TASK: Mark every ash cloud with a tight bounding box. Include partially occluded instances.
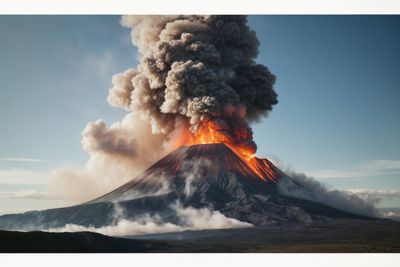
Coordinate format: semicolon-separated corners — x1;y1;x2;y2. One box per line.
52;15;278;202
111;15;278;153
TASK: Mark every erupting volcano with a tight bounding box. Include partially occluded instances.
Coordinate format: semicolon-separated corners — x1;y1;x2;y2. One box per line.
0;15;378;235
0;142;373;232
174;119;278;182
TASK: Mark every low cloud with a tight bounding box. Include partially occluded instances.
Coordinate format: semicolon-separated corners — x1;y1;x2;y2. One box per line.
0;158;46;163
342;189;400;204
382;211;400;221
277;170;380;217
0;190;59;200
278;167;400;218
304;160;400;179
47;203;252;236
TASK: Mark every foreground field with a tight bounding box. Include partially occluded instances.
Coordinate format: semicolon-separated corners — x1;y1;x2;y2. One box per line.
1;220;399;253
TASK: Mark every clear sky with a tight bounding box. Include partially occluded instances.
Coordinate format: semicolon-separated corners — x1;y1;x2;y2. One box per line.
0;15;399;214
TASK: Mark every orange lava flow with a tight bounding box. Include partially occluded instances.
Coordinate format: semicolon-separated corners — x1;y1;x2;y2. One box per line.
180;120;277;182
226;144;277;182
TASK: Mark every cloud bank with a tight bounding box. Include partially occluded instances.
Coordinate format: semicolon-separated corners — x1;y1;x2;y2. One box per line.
0;190;59;200
48;203;252;236
0;158;45;162
305;160;400;179
277;169;400;218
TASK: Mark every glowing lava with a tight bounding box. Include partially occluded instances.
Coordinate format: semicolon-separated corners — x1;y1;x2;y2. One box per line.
179;120;277;182
226;143;278;182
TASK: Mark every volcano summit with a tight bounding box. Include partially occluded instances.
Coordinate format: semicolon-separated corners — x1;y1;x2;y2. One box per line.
0;143;374;232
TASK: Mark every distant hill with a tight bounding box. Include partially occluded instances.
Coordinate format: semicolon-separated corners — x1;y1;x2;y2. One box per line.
0;230;171;253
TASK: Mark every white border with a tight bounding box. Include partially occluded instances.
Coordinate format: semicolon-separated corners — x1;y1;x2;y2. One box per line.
1;254;400;267
1;1;399;266
1;0;400;14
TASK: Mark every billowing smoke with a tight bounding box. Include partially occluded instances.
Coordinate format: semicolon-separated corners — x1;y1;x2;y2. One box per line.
51;113;173;202
52;15;278;202
277;170;380;217
111;15;278;153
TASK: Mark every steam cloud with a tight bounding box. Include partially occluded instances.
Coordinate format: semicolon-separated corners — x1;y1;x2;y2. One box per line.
48;202;252;236
52;15;278;202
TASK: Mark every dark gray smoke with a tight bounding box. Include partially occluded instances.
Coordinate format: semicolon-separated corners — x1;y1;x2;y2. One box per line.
109;15;278;153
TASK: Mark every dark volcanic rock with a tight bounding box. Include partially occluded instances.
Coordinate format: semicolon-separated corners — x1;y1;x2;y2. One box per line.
0;230;171;253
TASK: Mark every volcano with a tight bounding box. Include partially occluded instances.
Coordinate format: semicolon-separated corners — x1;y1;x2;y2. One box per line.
0;143;373;231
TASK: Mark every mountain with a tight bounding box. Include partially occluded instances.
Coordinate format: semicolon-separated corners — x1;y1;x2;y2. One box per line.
0;143;374;231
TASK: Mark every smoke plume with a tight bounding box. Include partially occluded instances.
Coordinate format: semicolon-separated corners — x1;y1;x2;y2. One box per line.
52;15;278;202
51;113;172;202
277;170;380;217
112;15;277;153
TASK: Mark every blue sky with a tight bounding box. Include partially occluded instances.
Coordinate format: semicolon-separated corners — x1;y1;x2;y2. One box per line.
0;15;399;214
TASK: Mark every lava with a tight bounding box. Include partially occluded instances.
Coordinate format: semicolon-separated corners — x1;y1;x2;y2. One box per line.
227;144;278;182
179;120;277;182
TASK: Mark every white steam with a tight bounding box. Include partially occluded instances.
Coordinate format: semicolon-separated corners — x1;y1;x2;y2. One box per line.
181;158;212;196
47;203;252;236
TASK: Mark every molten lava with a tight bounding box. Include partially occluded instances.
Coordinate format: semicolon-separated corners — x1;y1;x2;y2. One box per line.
226;144;278;182
180;120;277;182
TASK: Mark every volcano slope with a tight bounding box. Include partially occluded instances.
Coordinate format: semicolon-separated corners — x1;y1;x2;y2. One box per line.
0;143;375;231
